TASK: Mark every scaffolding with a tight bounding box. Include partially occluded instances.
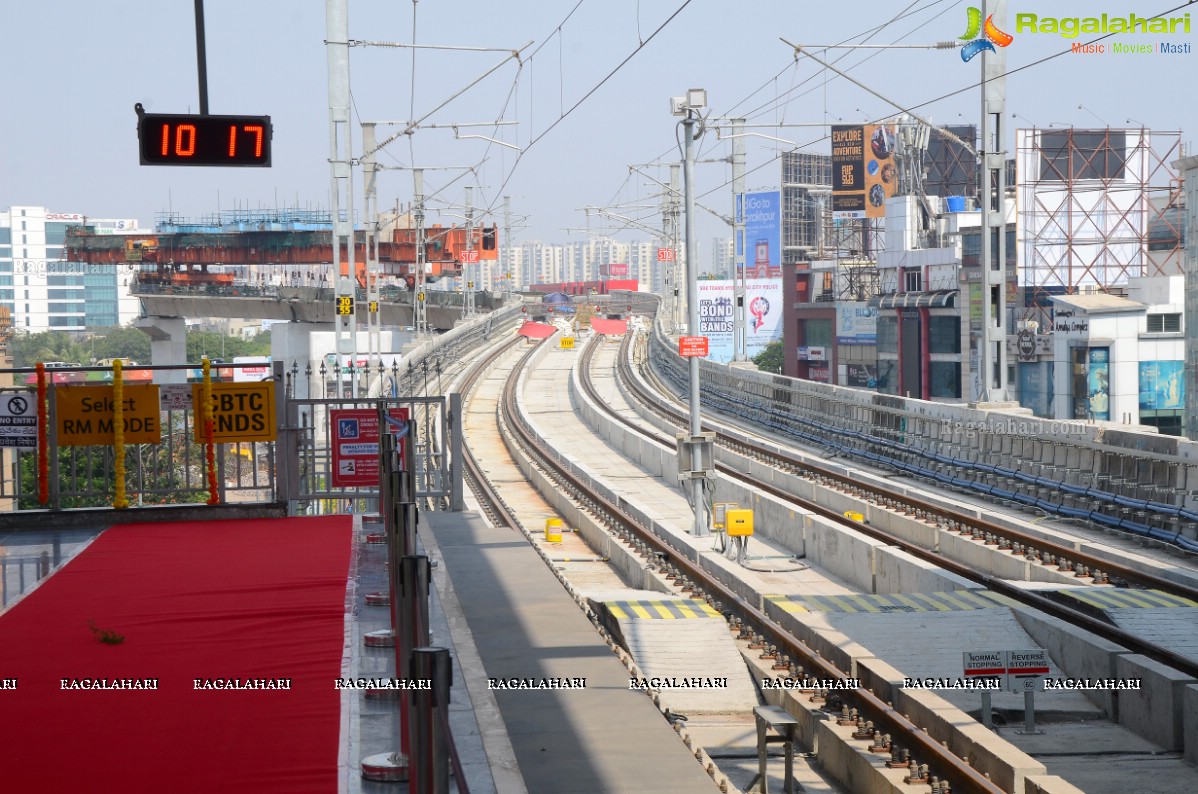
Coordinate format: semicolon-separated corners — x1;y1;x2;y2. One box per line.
1016;127;1184;324
782;152;832;259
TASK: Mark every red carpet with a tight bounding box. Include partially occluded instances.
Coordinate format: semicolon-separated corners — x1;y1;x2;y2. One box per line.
0;516;352;793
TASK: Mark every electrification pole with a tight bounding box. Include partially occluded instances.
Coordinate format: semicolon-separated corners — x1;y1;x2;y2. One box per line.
327;0;357;397
362;121;381;394
680;90;708;538
979;0;1009;401
413;168;428;338
465;186;476;317
731;117;747;361
503;195;512;297
670;164;682;334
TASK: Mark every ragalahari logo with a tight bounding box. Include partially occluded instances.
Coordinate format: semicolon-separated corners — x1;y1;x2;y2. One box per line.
960;7;1014;62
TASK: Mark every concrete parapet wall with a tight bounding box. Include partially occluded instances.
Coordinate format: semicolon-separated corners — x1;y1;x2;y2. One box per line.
1023;775;1089;794
1010;607;1128;715
814;719;911;794
1184;685;1198;764
874;546;976;593
1113;653;1198;751
650;322;1198;535
893;687;1047;793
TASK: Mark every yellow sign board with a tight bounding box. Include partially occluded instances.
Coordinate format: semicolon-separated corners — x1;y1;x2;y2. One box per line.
368;300;379;313
56;384;162;446
559;337;576;350
336;296;354;316
418;292;425;302
192;381;277;442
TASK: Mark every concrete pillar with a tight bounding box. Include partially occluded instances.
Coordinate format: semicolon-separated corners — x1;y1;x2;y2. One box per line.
134;316;188;383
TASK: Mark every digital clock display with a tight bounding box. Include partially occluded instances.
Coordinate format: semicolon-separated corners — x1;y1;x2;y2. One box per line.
138;112;272;167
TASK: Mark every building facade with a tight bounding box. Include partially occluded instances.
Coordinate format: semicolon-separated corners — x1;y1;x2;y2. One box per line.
1179;155;1198;440
0;206;138;332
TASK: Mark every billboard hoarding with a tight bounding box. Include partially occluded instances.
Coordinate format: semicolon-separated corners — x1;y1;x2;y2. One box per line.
697;278;782;363
1139;360;1184;411
832;124;896;219
742;191;781;278
836;302;878;345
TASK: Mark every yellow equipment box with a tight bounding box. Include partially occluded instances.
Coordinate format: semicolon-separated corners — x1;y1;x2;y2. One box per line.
726;508;754;537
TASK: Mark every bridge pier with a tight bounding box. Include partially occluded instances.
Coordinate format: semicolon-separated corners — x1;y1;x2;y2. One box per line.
134;316;188;383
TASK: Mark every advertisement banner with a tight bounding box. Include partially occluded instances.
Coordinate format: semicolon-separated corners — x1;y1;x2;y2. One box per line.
1018;362;1047;417
742;191;781;277
846;363;877;388
696;278;783;363
831;124;897;219
1139;360;1184;411
836;302;878;345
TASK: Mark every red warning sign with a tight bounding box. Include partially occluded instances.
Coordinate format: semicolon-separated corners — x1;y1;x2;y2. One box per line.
330;408;409;488
678;336;709;357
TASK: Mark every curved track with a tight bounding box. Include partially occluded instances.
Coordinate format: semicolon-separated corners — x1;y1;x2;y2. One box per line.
589;330;1198;683
483;330;1008;794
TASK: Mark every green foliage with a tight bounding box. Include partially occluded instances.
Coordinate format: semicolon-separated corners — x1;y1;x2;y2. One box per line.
186;330;271;362
89;327;152;364
17;444;209;510
10;330;89;368
10;328;270;369
752;340;785;374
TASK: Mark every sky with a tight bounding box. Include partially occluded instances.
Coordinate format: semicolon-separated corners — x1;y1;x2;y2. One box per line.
3;0;1196;252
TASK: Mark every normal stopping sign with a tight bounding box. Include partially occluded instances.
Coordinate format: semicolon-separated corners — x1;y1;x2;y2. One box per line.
192;381;277;443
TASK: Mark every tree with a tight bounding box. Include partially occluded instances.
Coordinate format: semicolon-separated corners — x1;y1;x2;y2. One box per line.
752;340;784;374
90;327;152;363
187;330;271;361
10;330;89;368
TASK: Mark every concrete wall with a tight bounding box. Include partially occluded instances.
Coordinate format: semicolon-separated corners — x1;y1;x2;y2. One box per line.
1113;653;1198;751
1013;606;1198;754
650;319;1198;533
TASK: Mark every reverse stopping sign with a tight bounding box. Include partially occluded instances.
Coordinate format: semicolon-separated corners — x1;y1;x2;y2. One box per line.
964;649;1050;692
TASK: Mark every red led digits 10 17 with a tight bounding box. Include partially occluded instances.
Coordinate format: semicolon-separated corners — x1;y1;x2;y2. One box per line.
138;113;271;167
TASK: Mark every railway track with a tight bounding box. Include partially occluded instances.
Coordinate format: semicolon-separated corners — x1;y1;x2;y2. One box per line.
457;329;1009;794
590;329;1198;682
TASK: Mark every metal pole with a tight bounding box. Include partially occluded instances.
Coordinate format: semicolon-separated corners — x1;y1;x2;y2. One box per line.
414;169;428;338
978;0;1008;401
363;122;381;393
449;392;464;510
463;186;473;317
980;690;993;729
503;195;512;297
1019;690;1040;734
400;555;432;769
327;0;356;398
410;647;452;794
731;117;747;361
194;0;209;115
670;164;682;334
683;110;706;538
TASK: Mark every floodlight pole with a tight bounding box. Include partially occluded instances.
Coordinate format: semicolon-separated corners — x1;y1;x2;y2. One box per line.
681;93;708;538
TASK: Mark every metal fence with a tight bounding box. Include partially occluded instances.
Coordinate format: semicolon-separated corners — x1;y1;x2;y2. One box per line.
284;395;454;515
0;368;277;511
